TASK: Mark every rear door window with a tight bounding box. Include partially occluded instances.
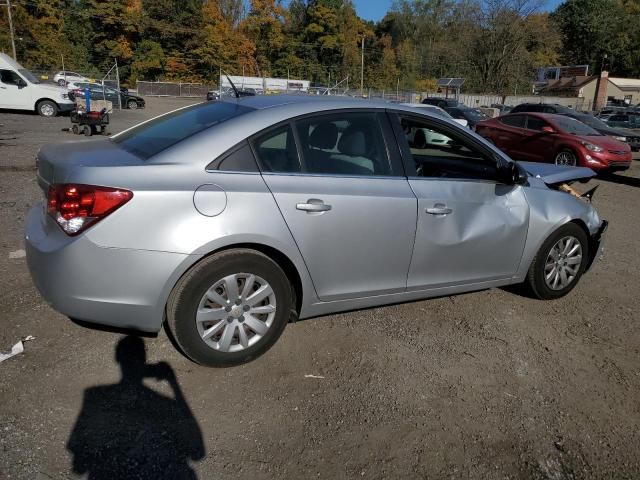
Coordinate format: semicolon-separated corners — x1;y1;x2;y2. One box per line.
113;102;254;159
294;112;393;176
499;115;525;128
525;116;547;131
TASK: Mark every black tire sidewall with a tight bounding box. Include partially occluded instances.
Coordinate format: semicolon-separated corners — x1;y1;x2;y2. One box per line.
169;250;292;367
529;223;589;300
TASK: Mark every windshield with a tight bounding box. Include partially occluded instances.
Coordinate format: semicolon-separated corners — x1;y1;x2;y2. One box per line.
18;68;40;84
572;114;609;130
461;108;488;120
113;101;254;159
552;116;602;136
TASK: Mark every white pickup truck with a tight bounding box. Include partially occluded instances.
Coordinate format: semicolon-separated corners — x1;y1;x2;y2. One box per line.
0;53;75;117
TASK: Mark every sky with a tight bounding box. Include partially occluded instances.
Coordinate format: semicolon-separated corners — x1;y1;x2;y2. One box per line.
283;0;566;22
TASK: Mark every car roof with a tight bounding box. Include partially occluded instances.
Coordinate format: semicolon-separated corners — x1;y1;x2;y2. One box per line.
227;94;392;110
141;95;460;164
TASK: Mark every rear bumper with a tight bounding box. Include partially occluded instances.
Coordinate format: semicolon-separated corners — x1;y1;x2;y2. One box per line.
586;219;608;271
25;204;193;332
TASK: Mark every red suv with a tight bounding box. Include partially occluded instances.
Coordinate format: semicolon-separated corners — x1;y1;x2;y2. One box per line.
476;113;632;172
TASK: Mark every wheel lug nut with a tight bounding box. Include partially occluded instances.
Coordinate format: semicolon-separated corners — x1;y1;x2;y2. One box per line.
235;299;242;305
243;305;250;311
227;316;233;322
239;316;245;322
225;306;231;312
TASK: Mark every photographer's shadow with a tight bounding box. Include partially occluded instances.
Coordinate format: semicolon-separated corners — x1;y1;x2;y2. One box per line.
67;336;204;480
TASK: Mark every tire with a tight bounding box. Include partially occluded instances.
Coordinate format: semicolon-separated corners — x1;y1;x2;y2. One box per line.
166;249;293;367
83;125;92;136
71;124;79;135
57;79;66;87
37;100;58;117
526;223;589;300
127;100;138;109
555;149;577;166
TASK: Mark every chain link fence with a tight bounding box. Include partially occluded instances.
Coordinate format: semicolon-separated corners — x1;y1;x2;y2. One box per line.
136;81;213;97
135;79;595;111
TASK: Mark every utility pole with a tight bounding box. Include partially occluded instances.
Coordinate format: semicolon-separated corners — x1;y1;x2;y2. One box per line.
5;0;17;61
360;37;364;97
114;58;122;110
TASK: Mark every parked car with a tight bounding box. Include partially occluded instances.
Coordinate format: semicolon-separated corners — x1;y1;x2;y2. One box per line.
476;112;631;172
27;96;608;367
559;111;640;152
206;90;219;101
490;103;512;114
400;103;469;128
510;103;574;115
598;112;640;131
0;53;75;116
421;97;459;109
53;71;90;87
71;82;145;109
445;106;490;129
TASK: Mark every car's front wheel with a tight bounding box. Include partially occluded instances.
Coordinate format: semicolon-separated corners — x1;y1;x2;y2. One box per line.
36;100;58;117
166;249;293;367
127;100;138;109
555;149;577;166
526;223;589;300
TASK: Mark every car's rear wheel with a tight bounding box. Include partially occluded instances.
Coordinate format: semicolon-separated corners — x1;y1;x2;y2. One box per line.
37;100;58;117
57;79;66;87
127;100;138;109
526;223;589;300
555;149;577;166
166;249;292;367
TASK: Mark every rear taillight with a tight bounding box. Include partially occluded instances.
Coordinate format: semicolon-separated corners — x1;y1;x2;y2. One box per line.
47;184;133;235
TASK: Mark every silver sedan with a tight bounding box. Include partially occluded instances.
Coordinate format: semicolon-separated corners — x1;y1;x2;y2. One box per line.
26;95;607;366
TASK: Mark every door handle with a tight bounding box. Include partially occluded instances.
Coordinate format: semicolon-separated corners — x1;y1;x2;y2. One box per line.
296;199;332;213
426;204;452;215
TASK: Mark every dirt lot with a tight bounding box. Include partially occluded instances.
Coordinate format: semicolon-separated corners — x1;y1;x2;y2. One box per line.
1;98;639;480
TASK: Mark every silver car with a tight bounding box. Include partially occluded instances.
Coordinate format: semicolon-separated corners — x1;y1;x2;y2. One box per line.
26;96;607;367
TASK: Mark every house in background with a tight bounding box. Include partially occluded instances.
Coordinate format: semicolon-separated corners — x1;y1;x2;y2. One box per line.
540;75;640;107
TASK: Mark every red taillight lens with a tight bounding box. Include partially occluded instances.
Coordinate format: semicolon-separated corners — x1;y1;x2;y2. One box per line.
47;184;133;235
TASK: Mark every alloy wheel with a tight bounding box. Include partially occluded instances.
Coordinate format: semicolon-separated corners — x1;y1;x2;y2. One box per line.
195;273;276;353
40;103;55;117
555;151;577;166
544;236;582;290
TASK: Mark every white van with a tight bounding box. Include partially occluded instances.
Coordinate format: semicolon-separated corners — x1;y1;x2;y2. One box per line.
0;53;75;117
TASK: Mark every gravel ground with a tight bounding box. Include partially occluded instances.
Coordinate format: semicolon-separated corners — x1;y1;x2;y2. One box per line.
1;99;639;480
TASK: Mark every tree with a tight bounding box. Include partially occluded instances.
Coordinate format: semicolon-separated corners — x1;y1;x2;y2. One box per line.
242;0;287;76
551;0;628;75
191;1;255;81
130;40;165;81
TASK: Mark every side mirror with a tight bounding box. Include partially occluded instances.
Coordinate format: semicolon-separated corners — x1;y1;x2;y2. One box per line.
17;79;27;89
541;126;555;134
498;162;527;186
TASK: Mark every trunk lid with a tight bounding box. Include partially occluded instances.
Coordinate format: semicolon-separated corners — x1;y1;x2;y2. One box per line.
36;140;142;193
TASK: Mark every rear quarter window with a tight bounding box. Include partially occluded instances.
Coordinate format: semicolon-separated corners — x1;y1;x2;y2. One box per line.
112;102;254;159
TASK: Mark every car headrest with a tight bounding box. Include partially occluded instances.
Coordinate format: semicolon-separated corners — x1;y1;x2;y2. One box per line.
337;127;367;156
308;123;339;149
413;129;427;148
